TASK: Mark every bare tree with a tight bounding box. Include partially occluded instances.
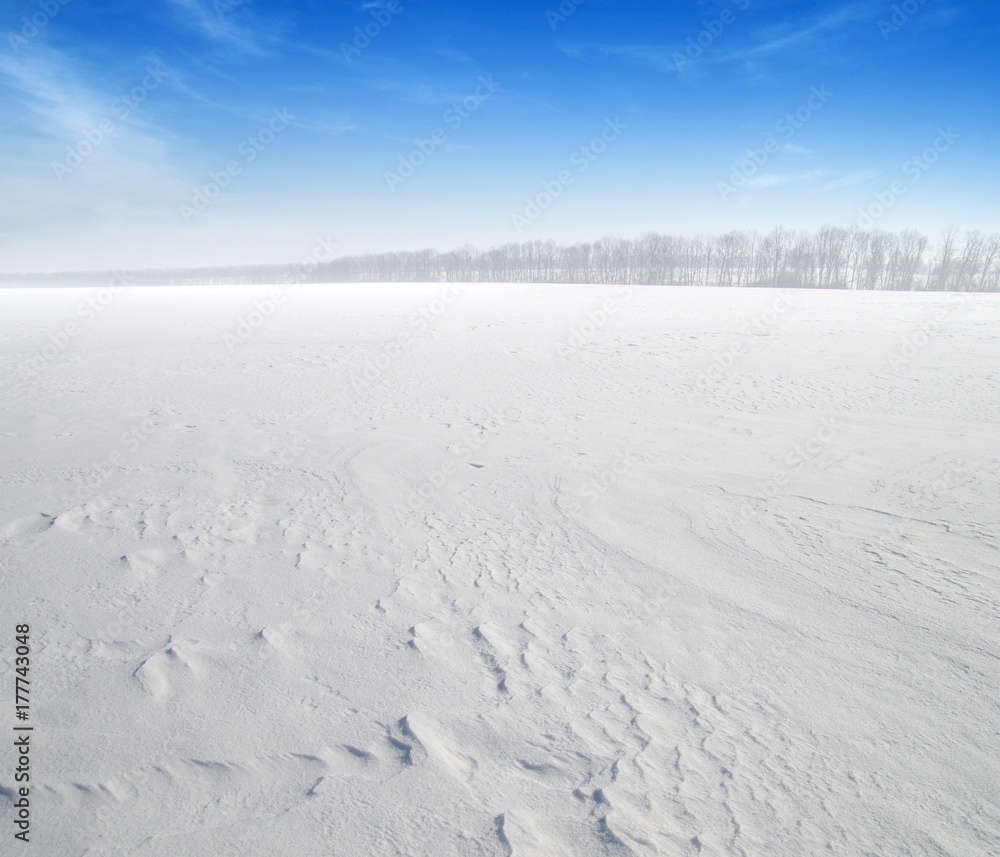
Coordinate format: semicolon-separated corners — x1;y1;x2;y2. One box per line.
977;234;1000;291
716;231;742;287
953;231;986;292
895;229;928;291
932;226;959;290
787;232;818;288
163;225;1000;291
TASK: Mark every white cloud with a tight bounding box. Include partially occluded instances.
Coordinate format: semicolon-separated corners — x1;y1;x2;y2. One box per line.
0;47;187;219
811;170;881;192
745;169;828;190
557;42;689;73
718;3;879;62
165;0;267;54
560;4;880;75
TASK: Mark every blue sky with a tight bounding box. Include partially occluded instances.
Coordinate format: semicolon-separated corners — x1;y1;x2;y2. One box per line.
1;0;997;272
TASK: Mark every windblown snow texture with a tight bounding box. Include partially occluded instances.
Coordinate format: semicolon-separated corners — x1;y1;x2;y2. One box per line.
1;284;997;856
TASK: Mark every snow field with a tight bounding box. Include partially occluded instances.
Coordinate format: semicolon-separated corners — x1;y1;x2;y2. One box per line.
0;284;998;856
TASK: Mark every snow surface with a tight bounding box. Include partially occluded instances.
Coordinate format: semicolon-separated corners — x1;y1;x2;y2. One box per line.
1;283;998;856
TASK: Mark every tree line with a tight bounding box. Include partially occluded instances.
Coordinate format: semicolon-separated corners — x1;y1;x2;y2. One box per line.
307;227;998;291
3;226;998;291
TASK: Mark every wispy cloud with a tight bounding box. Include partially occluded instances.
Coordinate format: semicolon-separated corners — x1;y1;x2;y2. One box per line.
717;3;877;63
560;3;879;75
437;49;474;64
557;43;679;73
0;47;187;218
811;170;881;192
165;0;268;55
745;169;828;190
289;113;358;137
0;50;98;139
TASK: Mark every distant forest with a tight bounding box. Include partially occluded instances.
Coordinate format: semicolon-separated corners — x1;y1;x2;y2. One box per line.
4;226;999;292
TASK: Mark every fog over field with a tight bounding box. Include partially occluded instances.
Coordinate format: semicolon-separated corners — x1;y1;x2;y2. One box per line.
2;0;999;855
